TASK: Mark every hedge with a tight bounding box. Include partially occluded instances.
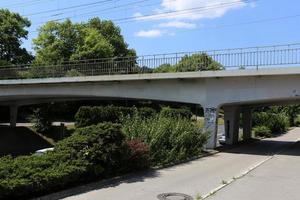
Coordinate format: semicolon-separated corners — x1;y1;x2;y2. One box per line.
160;107;192;119
0;123;149;199
75;106;156;127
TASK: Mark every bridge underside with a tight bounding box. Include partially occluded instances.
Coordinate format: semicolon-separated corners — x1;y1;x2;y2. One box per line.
1;68;300;148
2;95;300;149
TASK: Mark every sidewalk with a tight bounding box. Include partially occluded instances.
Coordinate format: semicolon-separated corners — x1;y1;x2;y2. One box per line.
36;128;300;200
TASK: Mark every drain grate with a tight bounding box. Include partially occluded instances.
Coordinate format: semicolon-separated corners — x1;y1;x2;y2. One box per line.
157;193;194;200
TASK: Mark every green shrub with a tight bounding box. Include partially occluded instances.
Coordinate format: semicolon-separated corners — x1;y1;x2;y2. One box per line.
55;123;128;175
30;107;52;133
122;114;208;166
252;112;289;134
153;64;176;73
65;69;83;77
20;65;64;79
75;106;124;127
0;122;149;199
138;107;157;119
18;70;34;79
160;107;192;119
75;106;156;127
253;126;272;138
119;106;135;117
175;53;224;72
0;151;90;199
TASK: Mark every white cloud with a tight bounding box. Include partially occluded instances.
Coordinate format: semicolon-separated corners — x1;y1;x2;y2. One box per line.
133;0;249;38
135;29;164;38
134;0;247;21
133;12;143;18
135;29;175;38
159;21;197;29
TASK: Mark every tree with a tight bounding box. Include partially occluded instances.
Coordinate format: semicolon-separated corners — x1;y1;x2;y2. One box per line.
175;53;224;72
153;64;176;73
33;18;136;65
153;53;223;73
87;18;136;58
33;19;82;65
271;105;300;126
70;28;114;60
0;9;33;66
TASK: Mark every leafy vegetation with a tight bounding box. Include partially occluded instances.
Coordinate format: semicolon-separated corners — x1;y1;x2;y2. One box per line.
253;125;272;138
154;53;224;73
0;123;149;199
269;105;300;126
30;106;52;133
252;112;289;134
0;9;33;66
75;105;157;128
33;18;136;65
160;107;192;119
122;113;208;166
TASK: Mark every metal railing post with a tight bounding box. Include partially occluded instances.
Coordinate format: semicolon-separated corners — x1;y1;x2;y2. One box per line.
256;47;259;70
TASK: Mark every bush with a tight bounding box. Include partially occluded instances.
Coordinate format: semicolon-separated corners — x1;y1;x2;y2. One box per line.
0;123;149;199
75;106;156;127
252;112;289;134
65;69;83;77
138;107;157;119
0;155;89;199
30;107;52;133
160;107;192;119
125;139;150;170
75;106;125;127
253;126;272;138
122;114;208;166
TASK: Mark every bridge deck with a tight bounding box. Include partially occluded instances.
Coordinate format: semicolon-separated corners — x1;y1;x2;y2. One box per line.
0;67;299;85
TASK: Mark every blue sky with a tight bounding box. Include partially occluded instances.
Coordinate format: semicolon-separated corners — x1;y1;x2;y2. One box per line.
2;0;300;55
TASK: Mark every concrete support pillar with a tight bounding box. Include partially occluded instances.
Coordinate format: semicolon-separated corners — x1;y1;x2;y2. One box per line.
10;105;18;128
224;106;240;145
204;107;219;149
242;109;252;141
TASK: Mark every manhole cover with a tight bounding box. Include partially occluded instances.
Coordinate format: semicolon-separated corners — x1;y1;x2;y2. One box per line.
157;193;193;200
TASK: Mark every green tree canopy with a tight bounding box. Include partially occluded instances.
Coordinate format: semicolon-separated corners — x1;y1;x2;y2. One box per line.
0;9;33;66
269;105;300;126
153;64;176;73
175;53;224;72
154;53;223;73
70;28;114;60
33;18;136;65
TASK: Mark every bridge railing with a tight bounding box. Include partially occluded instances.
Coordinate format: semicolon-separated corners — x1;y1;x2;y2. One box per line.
0;43;299;80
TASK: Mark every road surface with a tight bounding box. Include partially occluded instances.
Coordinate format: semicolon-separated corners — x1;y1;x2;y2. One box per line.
208;128;300;200
38;128;300;200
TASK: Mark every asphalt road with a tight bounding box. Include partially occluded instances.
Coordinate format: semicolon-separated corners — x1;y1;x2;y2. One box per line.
38;128;300;200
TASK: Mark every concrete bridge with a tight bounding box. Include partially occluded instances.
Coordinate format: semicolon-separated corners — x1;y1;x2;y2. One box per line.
1;67;300;149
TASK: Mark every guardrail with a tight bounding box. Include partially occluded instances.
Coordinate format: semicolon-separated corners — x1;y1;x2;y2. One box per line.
0;43;299;80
